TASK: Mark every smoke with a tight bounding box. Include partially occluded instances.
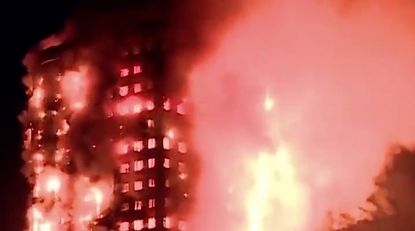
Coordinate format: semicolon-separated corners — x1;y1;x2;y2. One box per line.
188;0;415;230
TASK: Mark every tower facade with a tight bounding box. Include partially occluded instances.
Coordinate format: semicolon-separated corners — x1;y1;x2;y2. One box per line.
111;44;191;231
22;29;192;231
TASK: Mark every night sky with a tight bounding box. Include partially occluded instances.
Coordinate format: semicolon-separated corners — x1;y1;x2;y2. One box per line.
1;1;79;230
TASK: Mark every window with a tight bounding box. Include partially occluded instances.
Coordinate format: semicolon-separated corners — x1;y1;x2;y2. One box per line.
178;142;187;153
147;120;155;128
133;219;143;231
177;102;186;115
119;86;129;96
149;199;155;208
121;203;129;211
165;179;170;188
148;138;156;149
120;163;130;174
134;181;143;191
120;68;129;77
133;103;142;113
178;162;185;172
122;183;129;193
179;162;187;180
134;160;144;171
146;100;155;110
133;83;142;93
163;158;170;168
178;220;186;231
163;99;171;111
163;217;172;229
163;137;171;150
148;178;155;188
148;218;156;229
148;158;155;168
133;141;143;152
117;141;129;154
134;200;142;210
133;65;142;74
119;222;129;231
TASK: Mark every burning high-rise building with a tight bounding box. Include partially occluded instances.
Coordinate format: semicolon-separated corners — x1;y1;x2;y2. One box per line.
20;3;194;230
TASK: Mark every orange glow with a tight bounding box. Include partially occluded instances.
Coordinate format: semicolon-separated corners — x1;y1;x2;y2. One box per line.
188;0;415;230
115;96;144;115
60;67;89;111
73;176;113;230
246;145;308;231
115;140;129;154
30;87;45;108
56;120;70;136
34;167;68;199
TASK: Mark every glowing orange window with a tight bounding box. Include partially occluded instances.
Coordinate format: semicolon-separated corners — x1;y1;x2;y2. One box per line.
163;137;171;150
134;181;143;191
120;68;129;77
133;141;143;152
147;120;155;128
148;158;155;168
163;217;172;229
163;99;171;111
148;138;156;149
177;102;186;115
120;163;130;173
119;222;129;231
133;219;143;230
178;142;187;153
119;86;129;96
146;100;155;110
148;178;155;188
133;65;142;74
163;158;170;168
148;217;156;229
134;200;142;210
122;183;129;193
116;141;129;155
149;199;155;208
133;83;142;93
134;160;144;171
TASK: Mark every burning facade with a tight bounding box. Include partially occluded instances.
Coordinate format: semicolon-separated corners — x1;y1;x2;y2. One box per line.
20;11;193;231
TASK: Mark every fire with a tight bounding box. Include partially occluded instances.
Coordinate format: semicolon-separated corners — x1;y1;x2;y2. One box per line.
34;167;68;199
263;95;274;112
23;62;115;231
60;68;89;111
115;96;145;115
188;0;415;229
30;87;45;109
45;176;61;194
245;97;309;231
73;176;113;230
246;146;308;231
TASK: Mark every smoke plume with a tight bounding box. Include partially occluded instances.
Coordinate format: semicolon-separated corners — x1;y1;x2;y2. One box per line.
188;0;415;230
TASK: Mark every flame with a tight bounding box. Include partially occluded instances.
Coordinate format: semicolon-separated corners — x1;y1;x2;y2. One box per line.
246;145;308;231
115;96;144;115
73;176;113;230
60;67;89;111
30;87;45;108
45;176;61;194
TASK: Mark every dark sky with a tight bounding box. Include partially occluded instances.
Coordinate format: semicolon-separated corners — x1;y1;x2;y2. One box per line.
0;1;79;230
